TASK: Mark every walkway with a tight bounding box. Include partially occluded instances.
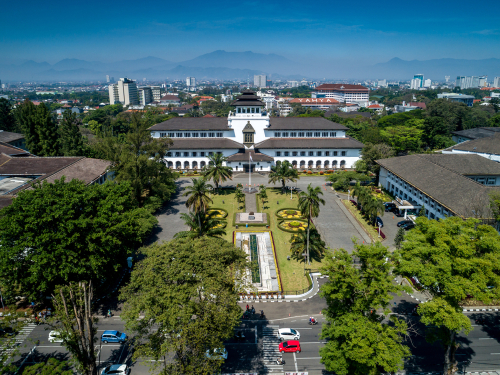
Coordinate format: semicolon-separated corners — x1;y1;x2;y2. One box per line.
244;191;257;213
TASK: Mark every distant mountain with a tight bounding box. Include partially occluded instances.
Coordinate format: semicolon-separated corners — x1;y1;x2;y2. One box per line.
369;57;500;80
179;50;301;75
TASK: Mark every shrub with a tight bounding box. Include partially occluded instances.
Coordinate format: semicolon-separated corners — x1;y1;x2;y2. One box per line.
285;210;296;215
319;171;324;175
193;170;198;174
289;221;301;227
307;170;312;174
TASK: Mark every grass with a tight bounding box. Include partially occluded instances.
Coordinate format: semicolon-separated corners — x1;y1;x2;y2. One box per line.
342;200;381;242
210;189;245;244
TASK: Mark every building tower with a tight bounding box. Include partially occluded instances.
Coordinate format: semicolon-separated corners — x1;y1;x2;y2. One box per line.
108;78;139;106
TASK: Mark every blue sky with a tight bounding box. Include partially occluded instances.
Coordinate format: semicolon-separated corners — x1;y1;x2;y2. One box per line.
1;0;499;65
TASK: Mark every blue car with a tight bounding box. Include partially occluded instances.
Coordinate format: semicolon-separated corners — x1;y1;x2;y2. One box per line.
101;330;127;344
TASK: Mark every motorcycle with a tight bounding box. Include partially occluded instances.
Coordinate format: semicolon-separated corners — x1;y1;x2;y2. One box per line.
308;320;318;325
235;331;245;340
276;357;285;365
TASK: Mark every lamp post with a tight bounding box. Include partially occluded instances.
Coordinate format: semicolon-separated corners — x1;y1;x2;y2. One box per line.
302;252;307;276
378;223;381;237
347;189;350;201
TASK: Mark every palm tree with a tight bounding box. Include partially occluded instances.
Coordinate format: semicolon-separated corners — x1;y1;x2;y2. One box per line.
203;153;233;193
298;184;325;265
268;160;299;193
183;178;213;230
174;211;226;239
289;229;325;263
258;189;268;210
365;197;385;226
235;188;245;204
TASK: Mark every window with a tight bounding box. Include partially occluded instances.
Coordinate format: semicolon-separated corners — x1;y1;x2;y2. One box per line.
300;151;306;156
322;132;328;137
176;132;182;137
237;108;241;113
298;132;305;137
192;132;198;137
308;151;314;156
183;152;189;157
314;132;321;137
292;151;298;156
341;151;346;156
282;132;289;137
244;133;254;143
200;152;205;157
209;133;215;137
276;151;281;157
168;132;175;137
487;178;496;185
160;132;166;137
192;152;197;157
166;152;172;157
175;152;181;157
317;151;322;156
306;132;312;137
251;107;255;113
275;132;281;137
325;151;330;156
284;151;289;156
184;132;191;137
216;132;223;137
208;152;214;156
333;151;338;156
330;132;337;137
290;132;297;137
200;132;207;137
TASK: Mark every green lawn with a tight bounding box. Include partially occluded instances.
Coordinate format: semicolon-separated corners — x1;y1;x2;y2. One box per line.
209;189;244;244
342;199;381;242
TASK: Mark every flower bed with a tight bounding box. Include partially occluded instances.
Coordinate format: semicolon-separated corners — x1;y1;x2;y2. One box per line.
207;208;228;219
277;219;309;233
275;208;304;219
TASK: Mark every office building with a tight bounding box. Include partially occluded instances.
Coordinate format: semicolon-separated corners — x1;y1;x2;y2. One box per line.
378;79;387;88
410;78;422;90
479;76;487;87
150;90;364;172
437;93;474;107
414;74;424;88
312;84;369;105
456;76;486;90
106;75;110;83
424;79;432;88
254;75;267;88
138;87;153;105
494;77;500;88
186;77;196;87
288;81;299;88
151;86;161;101
108;78;139;106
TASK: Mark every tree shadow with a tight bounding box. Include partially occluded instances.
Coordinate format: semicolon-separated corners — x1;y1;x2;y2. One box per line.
13;350;71;372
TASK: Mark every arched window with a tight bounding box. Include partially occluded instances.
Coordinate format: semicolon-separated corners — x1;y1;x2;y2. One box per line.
316;160;322;166
175;161;181;169
340;160;346;167
167;161;173;168
192;161;198;169
200;161;206;168
324;160;330;167
292;160;297;167
184;161;190;169
308;160;314;167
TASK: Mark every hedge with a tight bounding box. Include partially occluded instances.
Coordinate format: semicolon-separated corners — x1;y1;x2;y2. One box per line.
274;208;304;219
277;218;312;233
232;213;268;228
207;207;228;219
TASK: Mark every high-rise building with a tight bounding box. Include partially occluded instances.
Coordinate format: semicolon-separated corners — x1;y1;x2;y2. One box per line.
254;75;267;88
106;75;110;83
186;77;196;87
151;86;161;101
424;79;432;88
288;81;299;88
414;74;424;88
109;78;139;106
138;87;153;105
494;77;500;88
456;76;486;89
410;79;422;90
479;76;487;87
378;79;387;88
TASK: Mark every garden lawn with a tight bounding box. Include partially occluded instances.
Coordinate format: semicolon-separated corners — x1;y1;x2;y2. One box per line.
210;188;245;244
342;200;381;242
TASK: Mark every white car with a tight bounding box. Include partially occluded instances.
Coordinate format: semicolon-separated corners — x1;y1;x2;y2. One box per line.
278;328;300;341
48;330;63;343
205;347;228;360
100;364;130;375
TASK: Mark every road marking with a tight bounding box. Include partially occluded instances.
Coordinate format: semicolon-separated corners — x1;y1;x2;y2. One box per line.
480;338;494;340
296;357;322;359
491;353;500;355
293;352;298;372
298;341;327;344
270;314;320;322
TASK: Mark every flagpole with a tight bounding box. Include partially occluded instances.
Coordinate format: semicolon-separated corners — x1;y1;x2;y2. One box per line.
249;150;251;189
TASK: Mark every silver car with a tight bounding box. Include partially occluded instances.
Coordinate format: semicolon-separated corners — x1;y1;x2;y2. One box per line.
278;328;300;341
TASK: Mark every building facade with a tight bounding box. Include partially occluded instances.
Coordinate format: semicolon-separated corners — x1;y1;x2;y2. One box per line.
109;78;139;106
186;77;196;87
138;87;153;105
254;75;267;88
437;93;474;107
312;84;369;105
149;90;364;172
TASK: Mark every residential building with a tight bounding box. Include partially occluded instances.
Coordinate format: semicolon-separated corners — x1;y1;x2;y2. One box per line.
377;154;500;222
443;132;500;162
377;79;387;88
0;131;27;151
312;84;369;105
108;78;139;106
394;101;426;113
149;90;364;172
0;155;113;209
186;77;196;87
159;94;181;107
254;75;267;88
479;76;488;87
138;87;153;105
437;93;474;107
106;75;110;83
451;127;500;143
494;77;500;88
151;86;161;101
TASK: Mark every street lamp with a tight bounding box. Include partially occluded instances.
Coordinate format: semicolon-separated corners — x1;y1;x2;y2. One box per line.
347;189;350;201
302;252;307;276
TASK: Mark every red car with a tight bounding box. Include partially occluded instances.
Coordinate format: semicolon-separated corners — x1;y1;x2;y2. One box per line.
279;340;301;353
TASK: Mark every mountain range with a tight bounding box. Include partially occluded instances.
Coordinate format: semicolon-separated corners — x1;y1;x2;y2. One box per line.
1;51;499;81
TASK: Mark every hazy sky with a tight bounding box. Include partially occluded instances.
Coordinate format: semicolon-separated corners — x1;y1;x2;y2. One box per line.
1;0;500;65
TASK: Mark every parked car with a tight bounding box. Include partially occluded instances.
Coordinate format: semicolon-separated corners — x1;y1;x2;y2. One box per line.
205;347;228;360
278;328;300;341
101;330;127;344
402;222;415;230
397;220;413;227
100;364;130;375
279;340;301;353
376;217;384;227
384;202;396;212
48;330;63;343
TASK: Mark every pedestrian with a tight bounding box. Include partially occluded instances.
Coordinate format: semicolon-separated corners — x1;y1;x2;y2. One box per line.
246;304;249;311
251;305;255;314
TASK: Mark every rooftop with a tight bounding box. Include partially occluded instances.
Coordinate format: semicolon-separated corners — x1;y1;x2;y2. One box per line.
451;127;500;140
231;90;264;107
150;117;229;131
315;84;369;92
168;138;244;150
445;132;500;156
227;149;274;162
255;137;365;150
0;131;24;143
268;117;348;130
289;98;339;105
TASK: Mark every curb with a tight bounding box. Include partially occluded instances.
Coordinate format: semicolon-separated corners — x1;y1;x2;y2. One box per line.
462;308;499;312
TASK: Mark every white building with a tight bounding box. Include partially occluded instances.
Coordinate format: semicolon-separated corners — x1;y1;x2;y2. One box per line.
443;132;500;162
378;79;387;88
151;86;161;101
377;154;500;222
186;77;196;87
424;79;432;88
437;93;474;107
138;87;153;105
312;84;369;106
254;75;267;88
493;77;500;88
410;79;422;90
108;78;138;106
149;90;364;172
288;81;299;88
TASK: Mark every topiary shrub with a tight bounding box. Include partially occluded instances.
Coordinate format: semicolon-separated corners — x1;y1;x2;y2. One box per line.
307;170;312;174
319;171;324;175
289;221;301;227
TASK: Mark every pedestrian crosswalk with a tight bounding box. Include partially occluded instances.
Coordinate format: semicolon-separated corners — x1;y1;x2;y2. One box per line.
0;322;37;355
261;325;284;373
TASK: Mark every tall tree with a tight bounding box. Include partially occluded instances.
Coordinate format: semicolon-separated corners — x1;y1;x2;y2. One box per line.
36;103;60;156
394;226;405;249
0;98;16;132
360;143;395;174
59;109;85;156
120;237;249;375
183;178;213;229
395;217;500;375
320;242;410;375
289;228;325;262
298;184;325;265
203;153;233;193
175;211;226;239
365;196;385;226
94;113;176;210
14;99;40;154
268;160;299;192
